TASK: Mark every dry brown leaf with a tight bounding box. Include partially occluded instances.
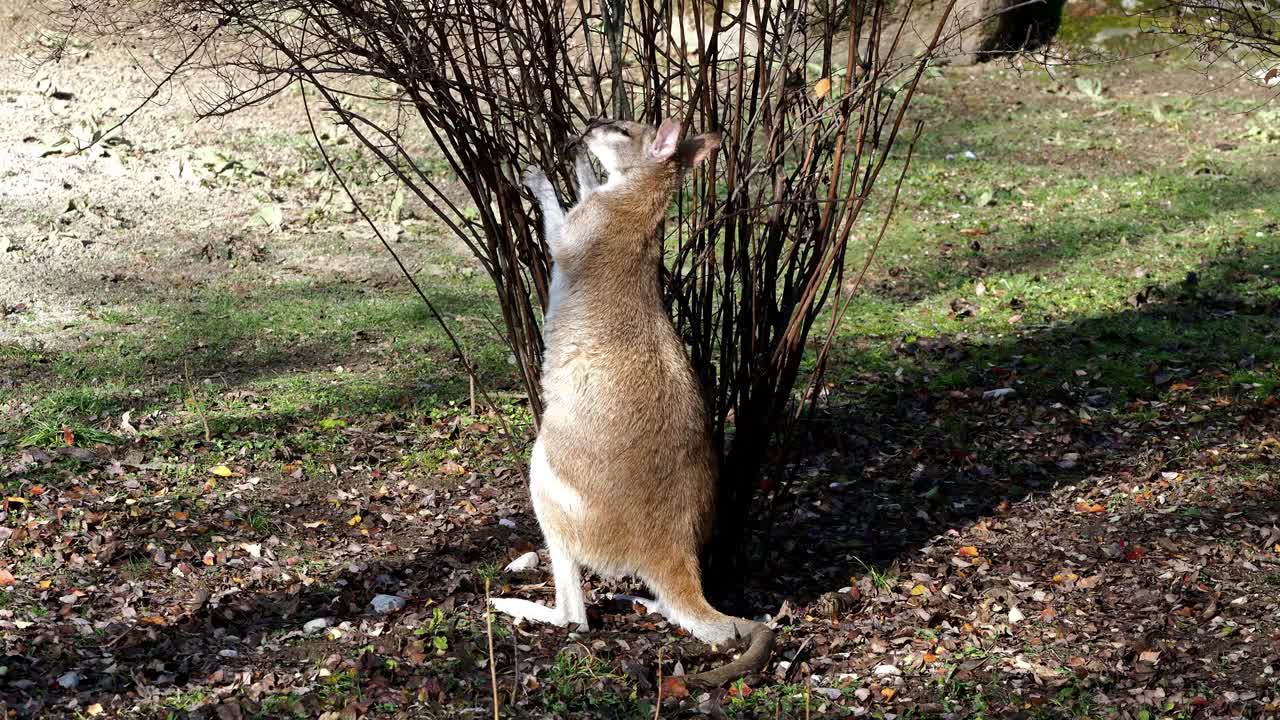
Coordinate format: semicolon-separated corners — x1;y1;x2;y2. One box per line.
661;676;689;699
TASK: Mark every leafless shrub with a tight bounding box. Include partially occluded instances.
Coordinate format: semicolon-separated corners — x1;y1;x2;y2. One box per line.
37;0;957;575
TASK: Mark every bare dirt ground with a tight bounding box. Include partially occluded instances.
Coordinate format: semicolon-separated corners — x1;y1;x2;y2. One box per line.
0;5;436;349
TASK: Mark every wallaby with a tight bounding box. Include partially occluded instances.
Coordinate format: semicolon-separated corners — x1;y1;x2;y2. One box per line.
490;118;774;687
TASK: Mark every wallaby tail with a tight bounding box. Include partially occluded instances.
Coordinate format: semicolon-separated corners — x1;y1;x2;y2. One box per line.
647;553;776;688
684;620;776;689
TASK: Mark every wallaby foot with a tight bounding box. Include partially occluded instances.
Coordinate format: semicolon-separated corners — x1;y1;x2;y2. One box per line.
488;597;585;629
490;542;587;629
605;593;667;617
489;597;565;625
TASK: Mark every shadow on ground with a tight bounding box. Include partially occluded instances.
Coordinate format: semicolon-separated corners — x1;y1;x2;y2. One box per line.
741;237;1278;608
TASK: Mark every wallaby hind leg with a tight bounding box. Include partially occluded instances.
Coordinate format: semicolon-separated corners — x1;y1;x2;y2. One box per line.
642;551;776;688
490;442;588;628
642;552;753;645
549;543;587;626
489;542;585;628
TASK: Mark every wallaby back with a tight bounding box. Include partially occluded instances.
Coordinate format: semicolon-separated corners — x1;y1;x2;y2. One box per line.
531;118;774;686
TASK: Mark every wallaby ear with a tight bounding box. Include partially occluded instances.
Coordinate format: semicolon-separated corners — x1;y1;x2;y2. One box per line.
678;132;721;167
651;118;683;160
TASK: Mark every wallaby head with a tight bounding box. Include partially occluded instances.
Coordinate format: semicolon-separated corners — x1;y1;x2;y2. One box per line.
582;117;720;182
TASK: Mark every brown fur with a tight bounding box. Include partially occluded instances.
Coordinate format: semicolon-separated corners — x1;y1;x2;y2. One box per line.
498;118;773;687
541;151;716;584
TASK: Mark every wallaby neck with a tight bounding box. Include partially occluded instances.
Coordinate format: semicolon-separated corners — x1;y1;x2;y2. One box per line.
601;164;681;230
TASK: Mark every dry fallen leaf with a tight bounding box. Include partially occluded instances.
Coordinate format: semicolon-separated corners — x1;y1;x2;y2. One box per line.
661;676;689;699
209;465;234;477
957;545;980;557
814;77;831;98
0;569;15;587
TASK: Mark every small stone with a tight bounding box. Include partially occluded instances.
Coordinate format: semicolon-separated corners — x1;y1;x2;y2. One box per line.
370;594;408;614
855;688;871;701
813;687;842;700
498;518;517;529
504;551;539;573
303;618;330;633
57;671;80;689
218;649;239;658
982;387;1015;400
873;664;901;676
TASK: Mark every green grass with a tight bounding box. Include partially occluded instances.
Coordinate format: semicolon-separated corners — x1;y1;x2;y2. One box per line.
819;71;1280;403
18;415;120;448
165;689;210;711
533;650;638;716
2;272;506;444
255;693;306;719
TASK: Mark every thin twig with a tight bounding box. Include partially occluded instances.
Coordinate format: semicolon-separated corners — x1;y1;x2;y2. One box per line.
654;646;664;719
69;19;228;156
298;79;512;438
804;671;811;720
485;577;500;720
